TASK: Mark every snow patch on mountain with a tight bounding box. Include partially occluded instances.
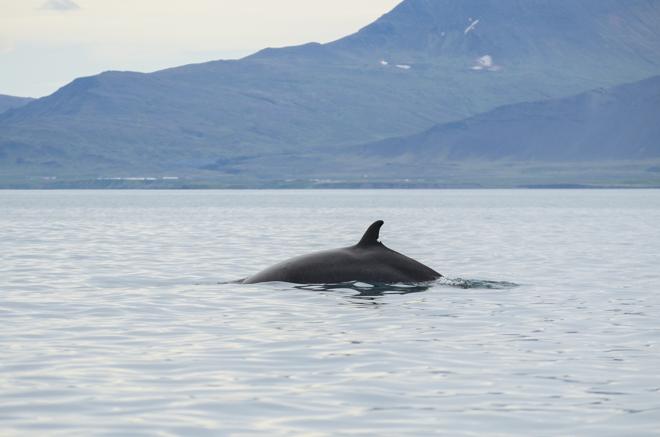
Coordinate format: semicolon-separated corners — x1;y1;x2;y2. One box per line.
464;18;480;35
471;55;501;71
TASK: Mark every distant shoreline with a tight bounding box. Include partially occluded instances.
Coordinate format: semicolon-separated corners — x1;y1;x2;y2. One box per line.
2;183;660;190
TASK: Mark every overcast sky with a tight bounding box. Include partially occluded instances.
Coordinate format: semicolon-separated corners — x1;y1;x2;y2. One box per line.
0;0;400;97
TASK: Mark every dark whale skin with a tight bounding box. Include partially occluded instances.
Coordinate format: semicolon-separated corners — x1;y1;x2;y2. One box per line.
243;221;441;285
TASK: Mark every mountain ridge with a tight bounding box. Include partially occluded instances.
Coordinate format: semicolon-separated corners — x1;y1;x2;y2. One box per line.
351;74;660;162
0;95;34;115
1;0;660;184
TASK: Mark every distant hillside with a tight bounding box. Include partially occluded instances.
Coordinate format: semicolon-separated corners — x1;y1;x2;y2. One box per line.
1;0;660;186
0;95;33;115
355;75;660;162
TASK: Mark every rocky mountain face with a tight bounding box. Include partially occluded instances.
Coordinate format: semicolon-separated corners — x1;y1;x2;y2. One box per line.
1;0;659;185
334;0;660;60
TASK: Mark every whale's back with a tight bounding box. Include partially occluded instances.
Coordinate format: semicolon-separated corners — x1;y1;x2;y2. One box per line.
242;220;441;285
243;244;440;285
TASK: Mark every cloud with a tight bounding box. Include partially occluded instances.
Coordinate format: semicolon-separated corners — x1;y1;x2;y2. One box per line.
41;0;80;12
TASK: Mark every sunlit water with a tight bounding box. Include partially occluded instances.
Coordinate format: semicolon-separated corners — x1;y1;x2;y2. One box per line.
1;190;659;436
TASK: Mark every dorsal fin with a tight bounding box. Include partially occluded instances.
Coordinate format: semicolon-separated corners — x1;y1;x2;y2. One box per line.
357;220;384;247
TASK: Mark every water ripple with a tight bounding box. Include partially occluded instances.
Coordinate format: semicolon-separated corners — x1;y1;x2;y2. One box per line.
1;190;660;436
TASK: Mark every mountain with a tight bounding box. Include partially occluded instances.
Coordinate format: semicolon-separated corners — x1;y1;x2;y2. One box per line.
0;95;34;115
355;75;660;162
1;0;660;184
333;0;660;63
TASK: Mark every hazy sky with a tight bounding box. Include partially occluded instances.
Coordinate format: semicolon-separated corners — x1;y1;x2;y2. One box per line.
0;0;400;97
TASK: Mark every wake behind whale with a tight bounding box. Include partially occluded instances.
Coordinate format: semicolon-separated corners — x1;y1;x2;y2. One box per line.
242;220;441;285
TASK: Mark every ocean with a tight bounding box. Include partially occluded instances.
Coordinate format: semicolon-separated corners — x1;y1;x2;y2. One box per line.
1;189;659;436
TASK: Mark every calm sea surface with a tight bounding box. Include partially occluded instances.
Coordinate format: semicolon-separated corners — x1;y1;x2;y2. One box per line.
1;190;659;436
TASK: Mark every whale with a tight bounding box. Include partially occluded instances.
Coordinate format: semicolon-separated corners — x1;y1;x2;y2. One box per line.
242;220;441;285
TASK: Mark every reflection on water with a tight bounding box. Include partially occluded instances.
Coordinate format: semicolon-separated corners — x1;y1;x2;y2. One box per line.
294;281;433;300
294;278;518;301
1;190;660;436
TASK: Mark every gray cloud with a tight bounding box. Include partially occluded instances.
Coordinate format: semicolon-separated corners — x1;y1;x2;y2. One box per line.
41;0;81;12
